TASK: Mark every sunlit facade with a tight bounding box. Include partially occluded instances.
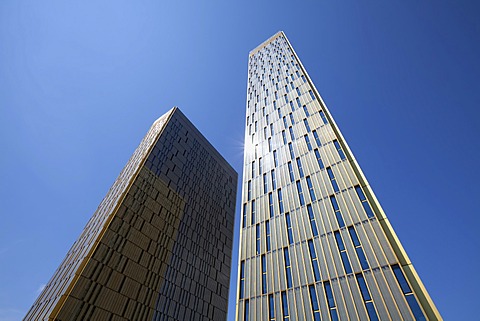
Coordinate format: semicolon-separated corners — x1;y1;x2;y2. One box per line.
25;107;237;321
236;31;441;321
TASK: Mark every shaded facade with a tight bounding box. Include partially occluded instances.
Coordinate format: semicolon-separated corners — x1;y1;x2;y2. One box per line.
236;32;441;320
25;107;237;321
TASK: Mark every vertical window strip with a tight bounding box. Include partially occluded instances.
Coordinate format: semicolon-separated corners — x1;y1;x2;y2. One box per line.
288;161;294;182
355;185;374;218
266;220;271;251
334;231;353;274
271;170;277;190
283;116;288;128
268;192;274;218
392;265;426;320
289;126;295;140
281;291;290;321
239;261;245;299
330;195;345;228
247;180;252;200
269;294;275;321
274;150;278;167
303;118;311;132
296;181;305;206
307;204;319;237
244;299;250;321
285;213;294;244
242;203;247;228
263;173;268;194
290;101;295;111
333;139;346;160
262;254;267;294
306;176;316;201
309;285;321;321
303;105;310;116
296;158;304;178
314;149;325;169
251;200;256;225
356;274;379;321
284;247;293;288
282;130;287;144
348;227;369;270
305;135;312;150
312;130;321;146
320;111;328;124
309;90;316;100
307;240;321;281
256;224;261;255
326;167;340;193
278;189;284;213
288;143;295;159
296;97;302;108
324;281;339;321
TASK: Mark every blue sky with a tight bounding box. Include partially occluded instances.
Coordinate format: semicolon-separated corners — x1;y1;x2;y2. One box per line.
1;1;479;320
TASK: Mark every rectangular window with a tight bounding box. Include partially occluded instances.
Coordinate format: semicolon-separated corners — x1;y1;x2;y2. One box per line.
269;294;275;321
256;224;261;254
309;90;316;100
269;192;274;218
268;138;272;152
324;281;339;321
242;203;247;228
289;112;294;124
263;173;268;193
270;123;274;136
284;94;288;103
261;254;267;294
289;100;295;111
333;139;346;160
271;170;277;189
320;110;328;124
307;240;321;281
296;87;301;96
285;213;293;244
278;189;284;213
301;75;306;83
312;130;321;146
392;265;426;320
278;107;282;118
305;135;312;151
244;299;250;321
285;85;289;93
296;180;305;206
348;227;369;270
282;130;287;144
306;176;316;201
303;105;310;116
334;231;353;274
314;149;324;169
239;261;245;299
259;157;263;173
326;167;340;193
289;127;295;140
274;100;277;109
266;220;271;251
296;157;304;178
283;116;288;128
273;150;278;167
251;200;256;225
307;204;319;237
288;161;294;182
247;180;252;200
355;185;374;218
284;247;293;288
288;143;295;159
296;97;302;108
252;161;255;178
356;274;379;321
255;121;258;132
264;127;267;139
330;195;345;228
281;291;289;321
309;285;321;321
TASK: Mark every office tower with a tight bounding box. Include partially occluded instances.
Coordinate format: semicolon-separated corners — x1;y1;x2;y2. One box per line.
25;107;237;321
236;32;440;320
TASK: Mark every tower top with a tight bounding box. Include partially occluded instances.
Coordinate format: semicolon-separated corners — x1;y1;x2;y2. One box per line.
249;31;285;57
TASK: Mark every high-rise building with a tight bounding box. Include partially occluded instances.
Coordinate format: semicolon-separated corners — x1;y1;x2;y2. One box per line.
236;32;441;320
25;107;237;321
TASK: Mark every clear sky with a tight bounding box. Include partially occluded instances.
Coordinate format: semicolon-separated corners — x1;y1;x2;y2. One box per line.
1;1;479;320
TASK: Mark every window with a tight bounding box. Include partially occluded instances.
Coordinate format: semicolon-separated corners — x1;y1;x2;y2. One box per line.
312;130;321;146
261;254;267;294
270;123;274;136
283;247;293;288
296;157;304;178
288;143;295;159
269;192;274;218
309;90;315;100
285;85;289;93
296;97;301;108
239;261;245;299
306;176;316;201
263;173;268;193
282;130;287;144
307;240;321;281
278;189;284;213
289;112;295;124
285;213;293;244
309;285;321;321
356;274;379;321
307;204;319;237
283;116;288;128
271;169;277;189
330;196;345;228
303;119;311;132
314;149;324;169
334;231;352;274
259;157;263;173
256;224;261;254
290;82;294;89
268;137;272;152
252;161;255;178
255;121;258;132
324;281;339;321
320;111;328;124
269;294;275;321
355;185;374;218
301;75;306;83
244;299;250;321
251;200;256;225
277;107;282;118
288;161;294;182
247;180;252;200
288;126;295;141
392;265;426;320
349;227;369;270
333;139;346;160
305;135;312;151
296;180;305;206
303;105;310;116
242;203;247;228
326;167;340;193
296;87;301;96
281;291;290;321
273;150;278;167
266;220;271;251
284;94;288;104
264;126;267;139
289;100;295;111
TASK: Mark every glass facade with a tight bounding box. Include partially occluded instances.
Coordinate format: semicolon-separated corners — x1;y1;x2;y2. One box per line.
236;31;440;321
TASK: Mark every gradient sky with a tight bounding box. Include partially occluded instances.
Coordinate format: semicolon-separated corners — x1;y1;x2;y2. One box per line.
1;1;479;320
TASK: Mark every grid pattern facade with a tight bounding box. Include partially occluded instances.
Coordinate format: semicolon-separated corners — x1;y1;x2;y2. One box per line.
25;107;237;321
236;32;441;321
